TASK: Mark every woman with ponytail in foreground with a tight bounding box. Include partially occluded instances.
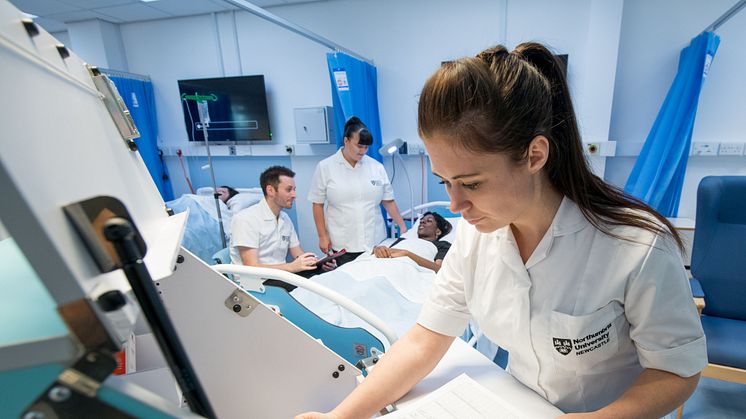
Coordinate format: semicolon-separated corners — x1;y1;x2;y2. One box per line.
296;43;705;419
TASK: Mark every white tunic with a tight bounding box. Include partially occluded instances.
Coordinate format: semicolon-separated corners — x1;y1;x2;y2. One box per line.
229;198;300;265
308;149;394;252
417;197;707;413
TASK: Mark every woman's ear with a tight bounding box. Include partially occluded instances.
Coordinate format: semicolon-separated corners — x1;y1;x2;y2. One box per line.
527;135;550;174
436;229;442;237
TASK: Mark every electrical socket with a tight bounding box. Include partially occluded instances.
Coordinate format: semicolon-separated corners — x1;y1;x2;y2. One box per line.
407;143;427;155
718;142;744;156
690;142;719;156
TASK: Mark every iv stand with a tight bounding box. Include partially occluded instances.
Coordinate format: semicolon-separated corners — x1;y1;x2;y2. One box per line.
195;98;227;249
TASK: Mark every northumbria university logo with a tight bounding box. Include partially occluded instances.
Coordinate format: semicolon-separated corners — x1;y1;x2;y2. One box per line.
553;337;573;355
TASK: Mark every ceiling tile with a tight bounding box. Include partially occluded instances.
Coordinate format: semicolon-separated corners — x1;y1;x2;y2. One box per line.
93;3;172;21
249;0;286;7
218;0;285;8
9;0;80;16
280;0;323;4
147;0;233;16
59;0;134;8
209;0;238;10
33;16;69;32
90;10;125;22
45;9;107;22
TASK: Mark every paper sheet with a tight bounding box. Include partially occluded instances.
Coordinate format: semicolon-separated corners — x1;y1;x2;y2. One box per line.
385;374;525;419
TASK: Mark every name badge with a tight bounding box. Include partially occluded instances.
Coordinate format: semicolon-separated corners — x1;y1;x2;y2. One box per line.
281;235;290;242
371;180;383;186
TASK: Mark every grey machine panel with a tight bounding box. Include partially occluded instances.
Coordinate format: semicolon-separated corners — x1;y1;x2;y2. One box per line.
158;249;360;418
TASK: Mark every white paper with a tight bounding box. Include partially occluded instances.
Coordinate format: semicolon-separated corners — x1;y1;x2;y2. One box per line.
386;374;525;419
334;70;350;91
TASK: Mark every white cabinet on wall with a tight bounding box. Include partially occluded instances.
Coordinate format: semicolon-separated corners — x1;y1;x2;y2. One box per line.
294;106;335;144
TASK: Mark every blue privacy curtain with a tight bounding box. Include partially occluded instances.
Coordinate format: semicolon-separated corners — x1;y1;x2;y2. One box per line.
107;73;175;201
327;52;384;162
624;32;720;216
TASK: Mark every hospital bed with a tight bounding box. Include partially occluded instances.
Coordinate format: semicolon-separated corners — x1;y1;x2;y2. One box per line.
215;201;503;365
212;263;396;369
166;187;263;262
297;202;502;360
208;201;458;361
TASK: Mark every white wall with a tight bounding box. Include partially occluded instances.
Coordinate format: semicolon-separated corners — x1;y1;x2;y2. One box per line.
67;19;128;69
606;0;746;219
506;0;624;145
55;0;627;252
116;0;512;252
50;30;70;48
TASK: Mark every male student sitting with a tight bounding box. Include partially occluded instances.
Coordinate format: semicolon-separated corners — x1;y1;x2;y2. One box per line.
230;166;334;291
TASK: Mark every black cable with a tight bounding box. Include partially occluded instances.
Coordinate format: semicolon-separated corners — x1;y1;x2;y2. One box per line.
104;218;216;418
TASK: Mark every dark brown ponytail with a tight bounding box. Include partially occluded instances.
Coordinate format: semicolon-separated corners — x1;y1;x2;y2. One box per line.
418;42;683;252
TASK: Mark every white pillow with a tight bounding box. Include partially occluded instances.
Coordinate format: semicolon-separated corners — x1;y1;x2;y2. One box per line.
400;215;460;243
196;187;263;196
226;191;264;212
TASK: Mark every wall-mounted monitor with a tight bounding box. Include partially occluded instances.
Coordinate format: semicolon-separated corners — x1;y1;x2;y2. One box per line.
178;75;272;143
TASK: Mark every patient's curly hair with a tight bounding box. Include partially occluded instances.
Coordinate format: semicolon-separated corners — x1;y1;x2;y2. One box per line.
423;211;452;240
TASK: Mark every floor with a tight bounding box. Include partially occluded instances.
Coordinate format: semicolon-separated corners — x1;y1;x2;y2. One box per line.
682;377;746;418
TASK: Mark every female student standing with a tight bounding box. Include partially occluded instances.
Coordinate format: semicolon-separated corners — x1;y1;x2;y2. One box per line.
298;42;705;418
308;117;407;265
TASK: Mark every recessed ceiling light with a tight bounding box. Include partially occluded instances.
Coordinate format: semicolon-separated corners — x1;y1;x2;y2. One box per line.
141;0;160;3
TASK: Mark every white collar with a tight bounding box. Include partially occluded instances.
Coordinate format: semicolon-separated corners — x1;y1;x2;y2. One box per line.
493;196;589;239
258;197;279;221
550;197;589;237
335;147;365;169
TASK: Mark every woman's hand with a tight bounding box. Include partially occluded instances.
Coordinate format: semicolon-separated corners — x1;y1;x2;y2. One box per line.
319;235;332;253
320;259;337;272
373;246;392;258
291;252;318;272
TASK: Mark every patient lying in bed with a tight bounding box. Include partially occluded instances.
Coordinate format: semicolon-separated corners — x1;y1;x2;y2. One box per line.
372;212;452;272
289;211;457;346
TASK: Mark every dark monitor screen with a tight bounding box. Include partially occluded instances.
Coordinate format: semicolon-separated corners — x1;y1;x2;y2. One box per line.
178;75;272;142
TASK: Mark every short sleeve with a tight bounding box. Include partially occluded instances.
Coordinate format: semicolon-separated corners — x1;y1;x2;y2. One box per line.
379;163;395;201
417;222;471;336
307;163;327;203
625;234;707;377
289;222;300;248
230;210;260;249
434;241;451;261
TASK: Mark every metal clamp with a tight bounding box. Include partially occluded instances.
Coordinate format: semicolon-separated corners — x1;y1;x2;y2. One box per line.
225;290;258;318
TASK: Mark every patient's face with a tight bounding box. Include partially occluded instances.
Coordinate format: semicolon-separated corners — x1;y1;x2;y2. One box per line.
216;187;230;203
417;214;439;241
425;136;536;234
270;175;297;209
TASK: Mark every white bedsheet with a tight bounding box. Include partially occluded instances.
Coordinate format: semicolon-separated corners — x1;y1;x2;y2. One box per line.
290;255;437;347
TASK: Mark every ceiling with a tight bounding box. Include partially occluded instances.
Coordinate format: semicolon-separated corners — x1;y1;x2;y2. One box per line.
9;0;322;32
